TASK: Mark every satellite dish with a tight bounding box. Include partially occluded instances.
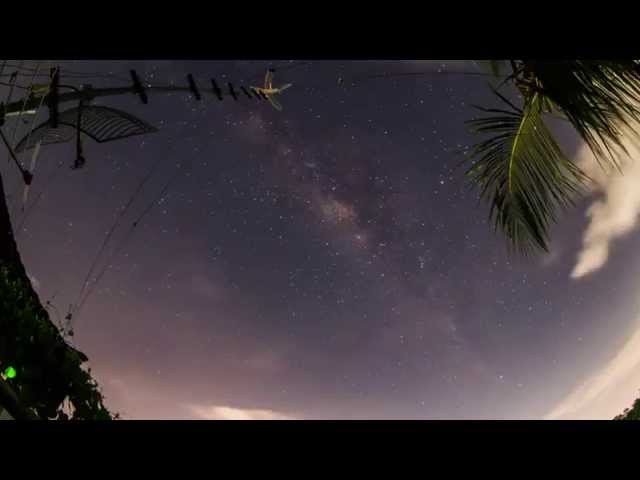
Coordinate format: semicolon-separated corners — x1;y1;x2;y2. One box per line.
14;105;158;154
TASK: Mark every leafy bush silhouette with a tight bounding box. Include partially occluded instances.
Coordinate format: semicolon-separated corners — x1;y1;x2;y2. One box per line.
0;263;113;419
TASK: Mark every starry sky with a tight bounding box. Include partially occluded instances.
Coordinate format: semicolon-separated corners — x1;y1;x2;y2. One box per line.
4;60;640;419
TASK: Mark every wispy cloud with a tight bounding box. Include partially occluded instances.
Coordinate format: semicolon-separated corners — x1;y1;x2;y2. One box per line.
545;318;640;420
571;137;640;279
186;404;295;420
103;375;298;420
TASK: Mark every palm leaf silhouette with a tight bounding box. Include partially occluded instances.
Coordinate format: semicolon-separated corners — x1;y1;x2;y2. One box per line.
521;60;640;170
467;90;588;254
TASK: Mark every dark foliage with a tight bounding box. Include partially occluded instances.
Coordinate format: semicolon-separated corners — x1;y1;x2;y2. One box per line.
0;263;113;419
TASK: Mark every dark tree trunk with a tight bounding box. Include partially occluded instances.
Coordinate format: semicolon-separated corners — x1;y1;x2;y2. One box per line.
0;173;25;268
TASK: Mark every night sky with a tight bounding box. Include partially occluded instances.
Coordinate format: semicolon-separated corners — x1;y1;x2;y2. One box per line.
4;60;640;419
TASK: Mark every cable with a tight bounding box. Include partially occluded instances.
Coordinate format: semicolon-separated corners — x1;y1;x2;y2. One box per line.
0;72;49;79
24;66;57;141
0;128;30;183
14;158;65;236
74;154;199;321
270;61;312;75
16;67;57;211
245;60;311;81
0;72;130;87
1;62;131;83
7;61;42;162
0;81;31;90
4;62;498;98
7;62;52;218
351;69;501;84
2;60;23;113
1;60;24;211
70;152;167;320
74;145;261;320
45;299;63;331
1;61;43;72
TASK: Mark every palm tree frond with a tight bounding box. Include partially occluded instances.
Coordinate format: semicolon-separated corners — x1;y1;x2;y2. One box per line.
466;92;588;254
525;60;640;169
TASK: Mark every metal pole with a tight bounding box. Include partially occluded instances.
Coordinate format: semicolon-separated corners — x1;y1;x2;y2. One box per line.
3;84;231;117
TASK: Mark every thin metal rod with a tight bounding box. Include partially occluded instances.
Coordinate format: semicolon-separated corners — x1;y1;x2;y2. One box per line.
2;84;238;116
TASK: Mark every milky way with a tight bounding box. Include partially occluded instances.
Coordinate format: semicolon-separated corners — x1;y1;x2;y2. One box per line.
4;60;640;419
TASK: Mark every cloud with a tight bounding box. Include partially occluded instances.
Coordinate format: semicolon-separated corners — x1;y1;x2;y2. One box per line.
545;318;640;420
571;136;640;279
103;374;295;420
186;404;295;420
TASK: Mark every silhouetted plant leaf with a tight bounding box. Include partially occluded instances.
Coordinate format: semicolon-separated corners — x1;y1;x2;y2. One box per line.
466;90;588;254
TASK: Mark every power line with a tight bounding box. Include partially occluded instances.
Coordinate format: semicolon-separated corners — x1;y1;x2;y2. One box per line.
70;152;167;319
0;128;31;185
72;144;259;320
6;62;55;218
7;61;43;160
1;60;24;213
0;72;130;86
16;66;58;208
1;62;131;83
2;64;297;329
14;158;65;236
0;80;31;89
351;69;501;83
72;157;192;322
2;60;23;114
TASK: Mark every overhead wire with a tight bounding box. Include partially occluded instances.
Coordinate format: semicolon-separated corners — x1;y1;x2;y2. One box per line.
8;60;501;325
0;80;31;90
73;150;193;321
2;61;131;83
7;62;53;218
19;65;58;206
14;158;65;236
0;129;28;177
69;150;169;321
351;69;501;83
3;61;306;325
2;60;23;122
71;182;173;322
44;296;63;331
73;142;256;321
7;61;42;160
0;60;24;208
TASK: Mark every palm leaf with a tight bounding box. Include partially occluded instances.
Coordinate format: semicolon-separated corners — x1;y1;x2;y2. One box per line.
467;91;588;254
524;60;640;169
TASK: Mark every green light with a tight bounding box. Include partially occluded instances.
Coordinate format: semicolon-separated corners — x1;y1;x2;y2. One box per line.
4;366;16;379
